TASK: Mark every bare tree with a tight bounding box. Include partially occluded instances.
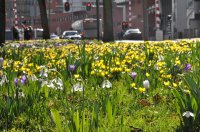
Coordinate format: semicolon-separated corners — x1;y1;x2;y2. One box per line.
0;0;6;46
103;0;114;42
38;0;50;39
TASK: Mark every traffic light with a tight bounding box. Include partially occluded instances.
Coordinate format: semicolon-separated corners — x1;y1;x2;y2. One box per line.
167;15;172;21
86;2;91;11
122;21;128;30
22;19;26;25
64;2;70;12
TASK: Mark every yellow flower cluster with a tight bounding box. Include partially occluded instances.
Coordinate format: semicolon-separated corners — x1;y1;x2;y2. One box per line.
1;39;194;88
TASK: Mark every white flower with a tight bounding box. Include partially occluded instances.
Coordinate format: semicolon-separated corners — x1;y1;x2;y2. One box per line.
42;78;63;90
19;92;25;98
14;91;25;98
51;78;63;90
39;70;48;78
183;111;194;118
158;55;164;61
0;58;3;67
41;80;48;87
47;81;55;89
30;74;38;81
39;66;48;78
102;80;112;89
0;75;8;86
72;82;84;92
154;64;159;70
143;80;150;89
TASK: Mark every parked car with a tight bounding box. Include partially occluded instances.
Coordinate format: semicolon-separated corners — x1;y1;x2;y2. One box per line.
123;29;142;40
50;33;60;39
62;30;82;39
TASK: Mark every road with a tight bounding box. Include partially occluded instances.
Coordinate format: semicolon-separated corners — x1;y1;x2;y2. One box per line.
115;40;144;43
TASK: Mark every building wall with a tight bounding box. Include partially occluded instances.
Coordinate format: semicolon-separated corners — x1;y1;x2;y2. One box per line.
6;0;123;39
129;0;143;32
116;0;144;36
160;0;172;39
176;0;187;34
147;0;156;39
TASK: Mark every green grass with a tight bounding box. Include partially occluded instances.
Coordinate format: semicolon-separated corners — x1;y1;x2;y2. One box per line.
0;39;199;131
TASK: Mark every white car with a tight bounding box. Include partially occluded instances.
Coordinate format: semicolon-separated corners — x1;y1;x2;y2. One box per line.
123;29;142;40
62;30;82;39
50;34;60;39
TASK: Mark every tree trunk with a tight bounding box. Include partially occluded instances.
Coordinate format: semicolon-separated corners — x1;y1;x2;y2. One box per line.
103;0;114;42
38;0;50;39
0;0;6;46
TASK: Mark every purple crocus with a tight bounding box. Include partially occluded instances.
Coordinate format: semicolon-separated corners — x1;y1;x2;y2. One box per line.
21;75;27;85
0;58;3;67
130;72;137;79
14;78;19;87
184;64;192;72
69;65;76;73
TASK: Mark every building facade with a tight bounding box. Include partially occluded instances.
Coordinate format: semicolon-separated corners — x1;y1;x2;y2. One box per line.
6;0;124;39
160;0;200;39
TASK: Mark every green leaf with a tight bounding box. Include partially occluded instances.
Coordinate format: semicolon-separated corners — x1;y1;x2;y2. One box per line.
51;109;63;132
73;110;80;131
106;99;113;126
191;96;198;118
185;75;199;95
172;89;186;114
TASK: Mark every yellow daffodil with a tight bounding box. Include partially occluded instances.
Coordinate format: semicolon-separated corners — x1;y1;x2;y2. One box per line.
173;83;178;88
138;87;146;93
164;81;170;87
74;74;80;79
146;72;150;77
131;83;136;88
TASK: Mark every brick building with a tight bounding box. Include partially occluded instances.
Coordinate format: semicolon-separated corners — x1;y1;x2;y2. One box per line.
6;0;124;39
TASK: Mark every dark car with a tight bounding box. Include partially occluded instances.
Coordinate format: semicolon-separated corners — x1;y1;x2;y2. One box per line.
123;29;142;40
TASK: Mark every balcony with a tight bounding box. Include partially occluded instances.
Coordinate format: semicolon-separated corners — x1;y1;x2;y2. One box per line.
195;13;200;20
115;0;128;4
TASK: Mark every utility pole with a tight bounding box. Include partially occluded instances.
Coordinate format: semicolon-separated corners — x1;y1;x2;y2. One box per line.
142;0;148;40
171;0;175;39
49;0;51;33
96;0;100;40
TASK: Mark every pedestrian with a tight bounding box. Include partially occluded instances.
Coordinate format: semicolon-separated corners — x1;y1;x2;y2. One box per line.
28;26;33;40
12;26;19;40
24;27;30;40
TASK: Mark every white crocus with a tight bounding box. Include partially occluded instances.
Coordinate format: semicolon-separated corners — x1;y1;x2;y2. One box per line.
143;80;150;89
46;81;55;89
42;78;63;90
39;66;48;78
0;58;3;67
30;74;38;81
19;92;25;98
158;55;164;61
41;80;48;87
102;80;112;89
51;78;63;90
0;75;8;86
72;82;84;92
183;111;194;118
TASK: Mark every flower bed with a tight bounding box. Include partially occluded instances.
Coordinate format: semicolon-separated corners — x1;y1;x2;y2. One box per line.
0;39;200;131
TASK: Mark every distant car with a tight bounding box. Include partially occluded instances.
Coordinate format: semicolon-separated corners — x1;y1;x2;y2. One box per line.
50;34;60;39
123;29;142;40
62;30;82;39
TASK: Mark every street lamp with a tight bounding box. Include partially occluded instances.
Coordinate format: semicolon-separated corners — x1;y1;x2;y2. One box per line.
96;0;100;40
142;0;148;40
49;0;51;33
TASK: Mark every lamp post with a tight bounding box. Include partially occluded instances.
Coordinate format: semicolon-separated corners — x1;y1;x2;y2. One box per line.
49;0;50;33
143;0;148;40
171;0;175;39
96;0;100;40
